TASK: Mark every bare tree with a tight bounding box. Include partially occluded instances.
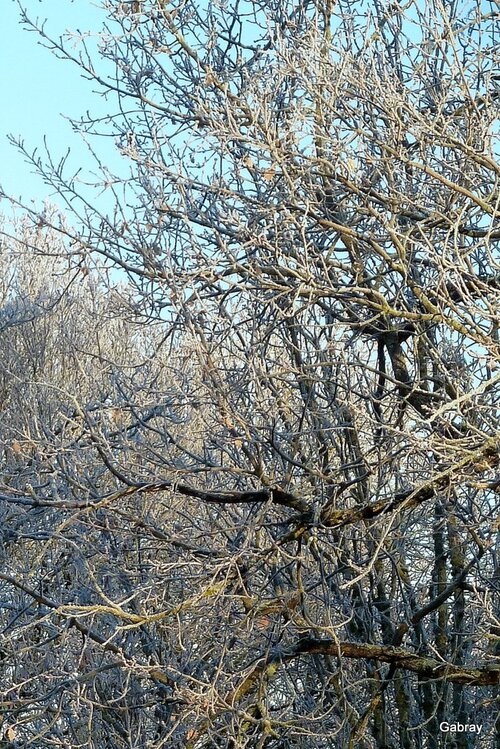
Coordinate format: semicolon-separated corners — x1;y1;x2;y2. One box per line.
1;1;499;747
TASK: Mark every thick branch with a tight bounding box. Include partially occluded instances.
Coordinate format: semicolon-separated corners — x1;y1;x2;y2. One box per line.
319;437;499;528
3;437;496;533
291;638;499;686
228;635;499;720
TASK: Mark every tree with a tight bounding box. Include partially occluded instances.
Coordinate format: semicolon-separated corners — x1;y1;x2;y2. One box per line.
1;1;499;747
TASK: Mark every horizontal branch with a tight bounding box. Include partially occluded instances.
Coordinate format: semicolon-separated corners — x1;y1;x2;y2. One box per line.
168;437;498;528
2;437;497;535
0;481;308;514
121;435;498;526
291;638;499;686
232;638;499;706
318;436;499;528
205;634;500;748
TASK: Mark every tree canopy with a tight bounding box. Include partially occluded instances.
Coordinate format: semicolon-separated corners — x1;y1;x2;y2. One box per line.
0;1;499;747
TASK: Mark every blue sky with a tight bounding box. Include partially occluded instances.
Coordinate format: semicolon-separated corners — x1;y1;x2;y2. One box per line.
0;0;118;209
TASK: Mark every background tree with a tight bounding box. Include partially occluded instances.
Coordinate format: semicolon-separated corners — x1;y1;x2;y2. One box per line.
1;0;499;747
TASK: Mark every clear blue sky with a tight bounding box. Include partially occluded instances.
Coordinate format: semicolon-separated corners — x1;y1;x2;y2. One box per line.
0;0;121;209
